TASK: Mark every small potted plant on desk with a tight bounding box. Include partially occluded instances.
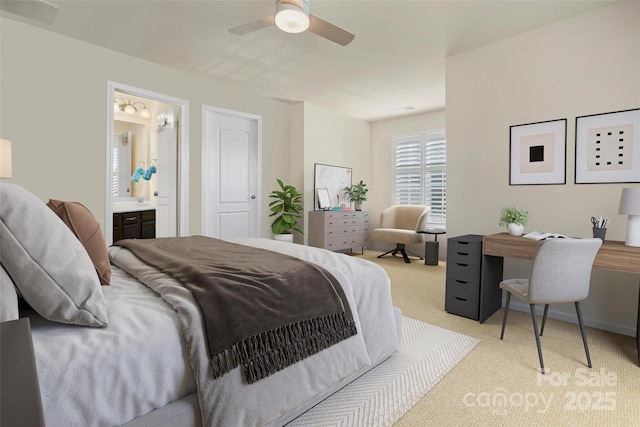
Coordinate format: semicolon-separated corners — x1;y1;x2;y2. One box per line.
343;180;368;211
498;205;529;236
268;179;304;242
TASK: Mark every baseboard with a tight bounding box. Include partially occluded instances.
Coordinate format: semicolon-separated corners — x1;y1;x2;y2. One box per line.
506;299;636;338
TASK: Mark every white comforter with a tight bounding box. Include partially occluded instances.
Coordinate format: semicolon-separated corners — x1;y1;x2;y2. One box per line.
30;266;197;426
32;238;400;426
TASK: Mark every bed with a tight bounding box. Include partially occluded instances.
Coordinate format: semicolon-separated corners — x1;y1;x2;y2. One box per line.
0;182;402;426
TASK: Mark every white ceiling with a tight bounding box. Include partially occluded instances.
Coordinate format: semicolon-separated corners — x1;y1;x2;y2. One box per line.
1;0;616;121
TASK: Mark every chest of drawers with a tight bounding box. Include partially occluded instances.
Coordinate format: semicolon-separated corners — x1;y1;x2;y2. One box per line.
308;211;370;252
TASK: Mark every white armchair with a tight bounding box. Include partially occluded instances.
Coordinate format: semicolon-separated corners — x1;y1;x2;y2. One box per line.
371;205;431;263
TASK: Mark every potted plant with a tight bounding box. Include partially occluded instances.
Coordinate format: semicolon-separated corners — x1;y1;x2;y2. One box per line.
498;205;529;236
343;180;368;211
268;179;304;241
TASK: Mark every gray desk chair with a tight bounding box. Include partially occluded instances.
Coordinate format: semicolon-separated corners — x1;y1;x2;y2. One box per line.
371;205;430;263
499;238;602;374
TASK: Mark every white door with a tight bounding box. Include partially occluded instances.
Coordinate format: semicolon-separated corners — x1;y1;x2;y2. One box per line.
202;107;261;239
156;109;178;238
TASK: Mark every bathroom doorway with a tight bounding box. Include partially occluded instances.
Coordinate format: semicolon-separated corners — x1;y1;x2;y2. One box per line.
106;81;189;245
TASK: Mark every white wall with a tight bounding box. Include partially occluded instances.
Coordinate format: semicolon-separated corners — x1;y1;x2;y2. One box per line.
0;17;293;238
446;1;640;335
300;103;371;244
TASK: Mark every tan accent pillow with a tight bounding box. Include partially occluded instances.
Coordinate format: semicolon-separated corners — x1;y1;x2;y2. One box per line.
47;199;111;285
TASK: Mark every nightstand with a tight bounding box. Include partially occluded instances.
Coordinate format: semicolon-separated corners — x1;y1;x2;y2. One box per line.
1;317;45;427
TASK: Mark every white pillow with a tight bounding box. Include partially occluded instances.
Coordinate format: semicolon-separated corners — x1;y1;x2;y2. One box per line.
0;183;108;327
0;263;19;322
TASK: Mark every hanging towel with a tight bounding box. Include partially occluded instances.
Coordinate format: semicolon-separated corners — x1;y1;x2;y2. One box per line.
131;167;145;183
143;165;157;181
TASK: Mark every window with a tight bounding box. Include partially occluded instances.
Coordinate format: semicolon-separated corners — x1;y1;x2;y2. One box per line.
112;146;119;198
393;131;446;224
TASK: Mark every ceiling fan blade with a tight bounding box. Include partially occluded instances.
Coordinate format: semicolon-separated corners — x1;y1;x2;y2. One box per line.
228;15;275;36
308;14;355;46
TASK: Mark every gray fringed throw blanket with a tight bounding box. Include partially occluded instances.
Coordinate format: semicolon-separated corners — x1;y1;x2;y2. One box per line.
114;236;357;383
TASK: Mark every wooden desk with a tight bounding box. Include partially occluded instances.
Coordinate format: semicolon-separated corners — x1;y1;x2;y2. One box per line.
483;232;640;366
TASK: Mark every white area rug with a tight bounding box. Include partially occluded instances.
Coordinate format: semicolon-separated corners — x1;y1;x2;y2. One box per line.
288;317;480;426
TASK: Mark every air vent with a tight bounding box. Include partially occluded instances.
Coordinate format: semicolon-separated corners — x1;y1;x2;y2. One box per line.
394;106;416;111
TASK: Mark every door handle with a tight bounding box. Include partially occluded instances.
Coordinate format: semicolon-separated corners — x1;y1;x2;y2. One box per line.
251;195;256;199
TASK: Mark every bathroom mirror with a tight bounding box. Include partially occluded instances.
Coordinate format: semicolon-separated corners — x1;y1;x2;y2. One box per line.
113;119;151;202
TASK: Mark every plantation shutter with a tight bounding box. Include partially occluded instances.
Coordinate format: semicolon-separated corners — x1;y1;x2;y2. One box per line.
424;135;446;222
394;136;422;205
393;131;446;224
112;146;119;198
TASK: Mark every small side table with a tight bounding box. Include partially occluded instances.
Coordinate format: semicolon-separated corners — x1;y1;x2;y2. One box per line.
420;228;446;266
1;318;45;427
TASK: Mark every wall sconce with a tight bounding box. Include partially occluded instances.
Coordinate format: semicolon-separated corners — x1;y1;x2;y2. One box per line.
0;139;12;179
114;97;151;118
618;187;640;247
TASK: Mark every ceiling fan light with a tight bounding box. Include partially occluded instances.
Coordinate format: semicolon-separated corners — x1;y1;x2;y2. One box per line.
275;3;309;34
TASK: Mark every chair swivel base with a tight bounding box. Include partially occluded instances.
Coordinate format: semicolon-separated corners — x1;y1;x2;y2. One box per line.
377;244;423;263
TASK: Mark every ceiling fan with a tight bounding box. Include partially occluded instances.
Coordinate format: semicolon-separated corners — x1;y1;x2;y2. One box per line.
228;0;355;46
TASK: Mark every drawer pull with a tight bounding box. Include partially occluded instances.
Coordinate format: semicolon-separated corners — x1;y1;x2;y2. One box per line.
455;297;467;302
125;216;136;221
456;252;469;256
456;263;468;267
456;280;467;284
458;242;470;245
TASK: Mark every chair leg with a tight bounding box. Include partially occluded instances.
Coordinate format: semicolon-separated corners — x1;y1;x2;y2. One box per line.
378;244;417;263
399;248;411;263
404;248;424;260
540;304;550;336
529;304;545;374
575;302;592;368
500;291;511;340
377;248;397;259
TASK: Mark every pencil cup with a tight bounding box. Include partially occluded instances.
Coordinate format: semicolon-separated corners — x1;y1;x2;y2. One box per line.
592;227;607;241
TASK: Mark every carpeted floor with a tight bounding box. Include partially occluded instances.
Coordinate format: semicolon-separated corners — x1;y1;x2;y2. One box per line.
289;317;479;426
362;250;639;427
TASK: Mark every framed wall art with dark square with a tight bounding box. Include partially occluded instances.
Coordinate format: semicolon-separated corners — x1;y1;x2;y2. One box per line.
575;108;640;184
509;118;567;185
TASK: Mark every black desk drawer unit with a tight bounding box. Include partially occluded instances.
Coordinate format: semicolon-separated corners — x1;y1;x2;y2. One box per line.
445;234;503;323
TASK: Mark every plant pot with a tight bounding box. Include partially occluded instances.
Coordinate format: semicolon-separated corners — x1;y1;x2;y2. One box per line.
273;233;294;243
354;201;362;211
507;223;524;236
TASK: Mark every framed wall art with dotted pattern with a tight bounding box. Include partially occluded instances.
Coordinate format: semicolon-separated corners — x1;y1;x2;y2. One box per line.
575;108;640;184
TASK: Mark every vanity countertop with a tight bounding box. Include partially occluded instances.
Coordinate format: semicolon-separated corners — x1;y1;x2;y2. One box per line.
113;202;157;214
